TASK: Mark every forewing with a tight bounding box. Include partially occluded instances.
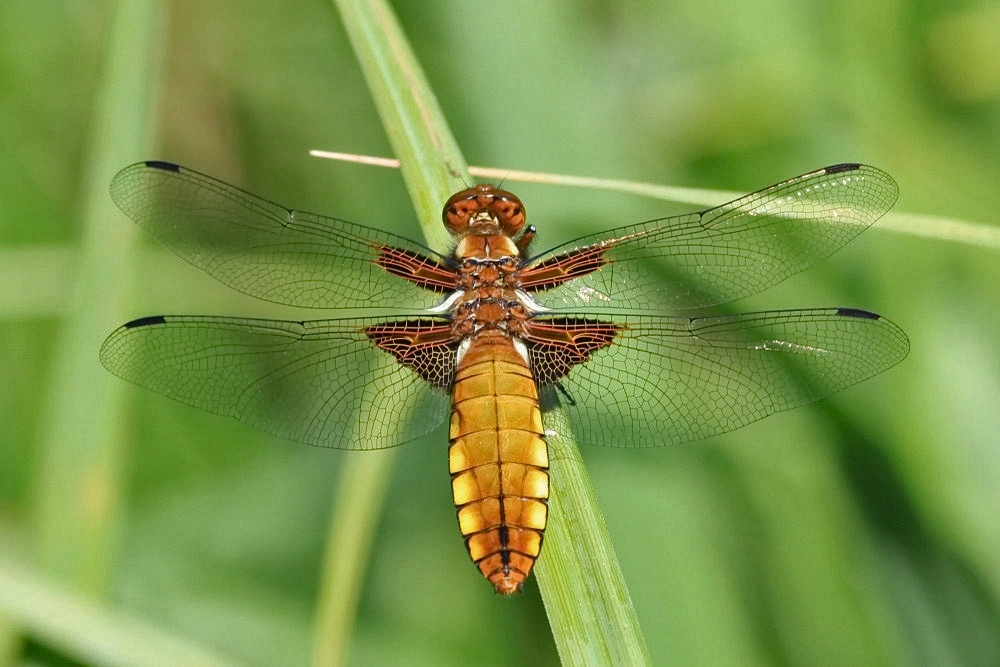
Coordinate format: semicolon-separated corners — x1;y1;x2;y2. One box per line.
532;308;909;447
110;162;457;310
100;315;454;449
522;164;898;313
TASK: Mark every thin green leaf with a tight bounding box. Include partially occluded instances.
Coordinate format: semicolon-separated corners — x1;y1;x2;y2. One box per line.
312;1;471;664
0;554;237;667
534;410;652;666
33;0;163;589
315;1;650;665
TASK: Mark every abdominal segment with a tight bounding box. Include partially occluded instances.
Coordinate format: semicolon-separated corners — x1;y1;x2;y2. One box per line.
449;333;549;595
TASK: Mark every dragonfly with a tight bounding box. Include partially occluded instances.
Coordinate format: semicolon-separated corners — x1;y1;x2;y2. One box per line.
101;160;909;594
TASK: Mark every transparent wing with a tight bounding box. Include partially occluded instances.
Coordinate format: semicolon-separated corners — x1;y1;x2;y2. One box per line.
523;164;898;313
533;308;909;446
100;315;453;450
110;162;457;310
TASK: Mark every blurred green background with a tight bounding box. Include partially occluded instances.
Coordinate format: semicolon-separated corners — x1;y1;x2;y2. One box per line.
2;0;1000;665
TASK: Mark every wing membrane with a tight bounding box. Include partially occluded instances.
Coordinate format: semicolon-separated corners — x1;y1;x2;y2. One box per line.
534;308;909;447
524;164;898;313
110;162;455;310
100;315;452;449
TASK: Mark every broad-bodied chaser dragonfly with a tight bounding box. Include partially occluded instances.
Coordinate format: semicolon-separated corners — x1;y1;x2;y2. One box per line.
101;161;908;594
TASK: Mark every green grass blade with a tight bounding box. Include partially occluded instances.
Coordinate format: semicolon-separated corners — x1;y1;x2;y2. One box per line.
0;246;76;319
32;0;163;588
312;2;470;665
310;450;395;667
0;554;238;667
314;1;649;665
333;0;468;234
878;211;1000;247
535;409;652;666
4;4;164;659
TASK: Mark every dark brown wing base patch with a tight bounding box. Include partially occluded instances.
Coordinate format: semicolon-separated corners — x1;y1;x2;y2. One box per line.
518;246;609;291
374;244;458;292
524;318;623;384
365;320;460;389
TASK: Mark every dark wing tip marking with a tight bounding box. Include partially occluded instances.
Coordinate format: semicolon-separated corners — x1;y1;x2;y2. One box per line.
143;160;181;172
124;315;168;328
835;307;881;320
825;163;862;174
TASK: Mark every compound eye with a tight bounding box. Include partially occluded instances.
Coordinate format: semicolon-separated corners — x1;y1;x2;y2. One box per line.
484;187;525;234
442;185;526;235
492;196;526;234
442;191;479;233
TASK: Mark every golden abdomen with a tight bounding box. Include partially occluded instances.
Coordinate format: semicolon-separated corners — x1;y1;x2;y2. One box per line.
449;332;549;595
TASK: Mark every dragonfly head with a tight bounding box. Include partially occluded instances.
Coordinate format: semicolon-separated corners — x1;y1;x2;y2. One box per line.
443;184;526;236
